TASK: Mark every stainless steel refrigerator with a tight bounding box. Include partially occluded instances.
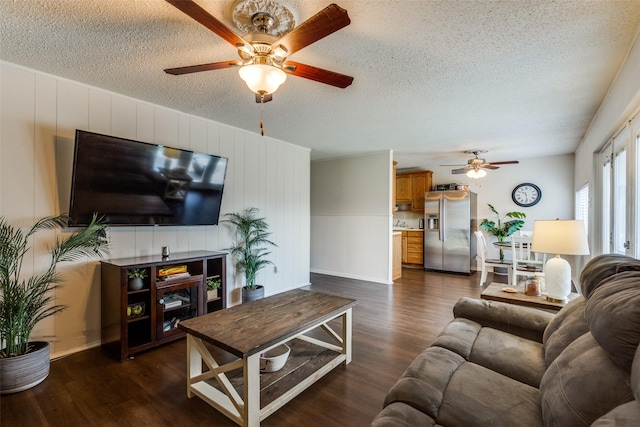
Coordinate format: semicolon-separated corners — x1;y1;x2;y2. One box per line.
424;190;477;273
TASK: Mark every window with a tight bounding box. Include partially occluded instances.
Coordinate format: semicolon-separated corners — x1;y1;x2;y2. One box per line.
575;184;589;235
599;125;630;255
600;148;611;253
613;147;627;254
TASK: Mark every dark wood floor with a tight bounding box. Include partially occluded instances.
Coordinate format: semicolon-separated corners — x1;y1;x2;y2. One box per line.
1;269;505;427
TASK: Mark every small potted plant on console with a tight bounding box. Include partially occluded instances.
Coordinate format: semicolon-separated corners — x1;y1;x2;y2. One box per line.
223;207;277;303
206;277;221;300
127;268;148;291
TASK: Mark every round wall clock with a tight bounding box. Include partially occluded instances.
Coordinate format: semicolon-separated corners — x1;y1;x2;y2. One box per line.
512;183;542;207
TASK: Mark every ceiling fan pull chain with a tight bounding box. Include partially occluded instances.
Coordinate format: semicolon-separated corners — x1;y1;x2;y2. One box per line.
260;94;265;136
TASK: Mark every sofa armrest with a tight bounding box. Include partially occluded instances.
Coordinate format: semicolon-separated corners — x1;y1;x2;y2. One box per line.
453;297;554;343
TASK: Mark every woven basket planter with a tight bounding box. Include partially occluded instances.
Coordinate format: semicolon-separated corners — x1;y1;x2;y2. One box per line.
242;285;265;303
0;341;50;394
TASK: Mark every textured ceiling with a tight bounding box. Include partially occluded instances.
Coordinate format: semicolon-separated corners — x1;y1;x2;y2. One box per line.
2;0;640;167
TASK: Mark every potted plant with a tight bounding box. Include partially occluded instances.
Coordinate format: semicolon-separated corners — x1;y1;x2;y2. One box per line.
0;213;109;394
223;207;277;303
127;268;148;291
206;277;221;300
480;204;526;261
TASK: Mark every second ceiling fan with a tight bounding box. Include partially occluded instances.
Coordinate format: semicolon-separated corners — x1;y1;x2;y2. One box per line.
163;0;354;102
442;150;519;178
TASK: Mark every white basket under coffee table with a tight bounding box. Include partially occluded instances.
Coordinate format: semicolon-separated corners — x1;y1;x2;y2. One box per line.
178;289;357;426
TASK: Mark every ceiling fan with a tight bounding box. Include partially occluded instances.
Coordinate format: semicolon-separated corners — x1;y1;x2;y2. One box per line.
442;150;519;179
163;0;354;103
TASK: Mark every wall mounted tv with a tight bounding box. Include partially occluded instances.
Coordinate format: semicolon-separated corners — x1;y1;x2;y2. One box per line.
69;130;228;226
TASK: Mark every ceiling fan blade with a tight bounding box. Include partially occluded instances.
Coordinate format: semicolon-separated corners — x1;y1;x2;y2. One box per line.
255;93;273;103
451;168;469;174
488;160;519;165
440;164;466;167
165;0;246;47
284;61;353;88
274;4;350;55
481;164;499;170
164;60;242;75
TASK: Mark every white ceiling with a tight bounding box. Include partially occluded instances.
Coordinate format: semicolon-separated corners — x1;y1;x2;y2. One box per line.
2;0;640;168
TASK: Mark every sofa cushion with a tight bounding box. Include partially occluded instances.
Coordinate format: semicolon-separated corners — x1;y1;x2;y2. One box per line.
542;296;589;366
579;254;640;297
592;343;640;426
437;362;543;427
432;317;545;387
452;297;553;342
586;270;640;371
383;346;465;417
370;402;438;427
431;318;481;359
540;333;633;426
470;327;545;387
590;401;640;427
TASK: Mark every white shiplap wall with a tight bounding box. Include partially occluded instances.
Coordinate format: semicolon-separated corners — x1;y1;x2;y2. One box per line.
0;61;310;358
310;151;393;284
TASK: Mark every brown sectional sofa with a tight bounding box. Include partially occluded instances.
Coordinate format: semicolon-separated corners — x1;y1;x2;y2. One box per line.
371;254;640;426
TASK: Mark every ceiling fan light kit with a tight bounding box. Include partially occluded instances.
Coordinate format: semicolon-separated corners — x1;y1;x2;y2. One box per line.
466;168;487;179
238;63;287;94
164;0;353;101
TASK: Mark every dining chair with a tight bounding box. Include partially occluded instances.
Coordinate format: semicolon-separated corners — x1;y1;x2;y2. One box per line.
510;236;545;285
475;231;512;287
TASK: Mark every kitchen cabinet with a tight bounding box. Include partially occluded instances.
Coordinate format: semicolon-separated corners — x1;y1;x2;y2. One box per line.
393;232;402;280
396;171;433;212
100;250;226;361
406;231;424;265
401;232;408;263
396;174;412;204
399;230;424;266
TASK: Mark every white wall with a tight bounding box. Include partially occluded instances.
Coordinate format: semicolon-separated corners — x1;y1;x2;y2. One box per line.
310;151;393;284
0;61;310;358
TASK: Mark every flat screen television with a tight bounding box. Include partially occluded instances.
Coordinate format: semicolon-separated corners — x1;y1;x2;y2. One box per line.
69;130;228;226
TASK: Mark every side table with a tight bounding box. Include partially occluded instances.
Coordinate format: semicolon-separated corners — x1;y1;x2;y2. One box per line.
480;282;579;312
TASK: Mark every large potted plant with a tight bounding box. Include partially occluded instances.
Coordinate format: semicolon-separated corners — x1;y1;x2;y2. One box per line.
223;207;277;303
479;204;526;261
0;214;109;394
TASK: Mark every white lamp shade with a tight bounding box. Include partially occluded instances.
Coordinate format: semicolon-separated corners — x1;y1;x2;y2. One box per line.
531;220;589;255
238;64;286;94
531;220;589;302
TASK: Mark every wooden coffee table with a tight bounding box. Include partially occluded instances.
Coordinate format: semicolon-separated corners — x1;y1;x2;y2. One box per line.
178;289;357;427
481;282;579;311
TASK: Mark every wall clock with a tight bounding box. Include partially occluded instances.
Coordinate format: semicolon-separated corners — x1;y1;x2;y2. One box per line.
512;183;542;207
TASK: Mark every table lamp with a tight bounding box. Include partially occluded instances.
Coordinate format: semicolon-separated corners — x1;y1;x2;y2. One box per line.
531;219;589;302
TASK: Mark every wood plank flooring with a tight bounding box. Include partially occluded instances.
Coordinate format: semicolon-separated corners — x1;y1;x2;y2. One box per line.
1;269;504;427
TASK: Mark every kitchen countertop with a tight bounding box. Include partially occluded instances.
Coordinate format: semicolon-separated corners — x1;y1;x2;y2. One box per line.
393;227;424;231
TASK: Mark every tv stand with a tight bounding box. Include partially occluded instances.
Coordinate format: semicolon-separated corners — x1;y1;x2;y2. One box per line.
100;250;226;361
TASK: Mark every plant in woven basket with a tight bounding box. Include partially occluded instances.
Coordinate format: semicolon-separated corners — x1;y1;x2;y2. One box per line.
223;207;277;290
0;214;109;358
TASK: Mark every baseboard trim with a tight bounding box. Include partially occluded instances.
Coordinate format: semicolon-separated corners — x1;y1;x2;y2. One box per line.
310;268;392;285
